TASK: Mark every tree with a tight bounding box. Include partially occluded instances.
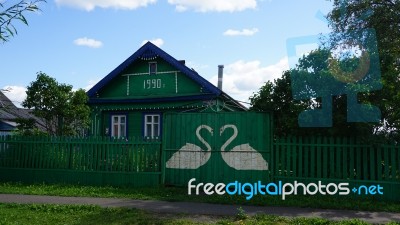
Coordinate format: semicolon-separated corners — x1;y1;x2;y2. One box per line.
250;48;377;137
293;48;378;137
251;1;400;139
22;72;90;136
327;0;400;139
0;0;45;42
63;89;91;136
249;71;310;136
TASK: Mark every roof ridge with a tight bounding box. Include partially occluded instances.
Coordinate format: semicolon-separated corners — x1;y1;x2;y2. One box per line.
87;42;221;98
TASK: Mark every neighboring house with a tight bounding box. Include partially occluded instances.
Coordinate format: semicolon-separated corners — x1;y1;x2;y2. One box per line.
87;42;246;139
0;91;45;135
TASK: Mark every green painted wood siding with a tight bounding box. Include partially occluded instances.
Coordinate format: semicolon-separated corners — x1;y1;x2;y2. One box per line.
129;111;142;137
97;59;207;99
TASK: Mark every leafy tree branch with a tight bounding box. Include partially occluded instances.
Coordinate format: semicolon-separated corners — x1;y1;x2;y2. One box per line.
0;0;45;42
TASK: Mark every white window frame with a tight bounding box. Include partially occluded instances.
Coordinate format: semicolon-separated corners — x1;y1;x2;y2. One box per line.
111;115;127;138
144;114;160;139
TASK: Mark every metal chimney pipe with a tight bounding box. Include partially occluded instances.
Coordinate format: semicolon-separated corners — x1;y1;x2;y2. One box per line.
218;65;224;90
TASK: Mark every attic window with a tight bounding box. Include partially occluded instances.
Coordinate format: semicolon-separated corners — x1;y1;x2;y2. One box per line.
149;62;157;75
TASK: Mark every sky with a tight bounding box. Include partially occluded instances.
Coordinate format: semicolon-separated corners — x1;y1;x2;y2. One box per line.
1;0;333;107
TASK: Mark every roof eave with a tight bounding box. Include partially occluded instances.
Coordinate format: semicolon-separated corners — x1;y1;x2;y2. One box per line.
88;93;218;104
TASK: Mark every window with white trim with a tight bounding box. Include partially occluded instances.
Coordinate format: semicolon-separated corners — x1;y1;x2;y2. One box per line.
111;115;126;138
144;114;160;139
149;62;157;75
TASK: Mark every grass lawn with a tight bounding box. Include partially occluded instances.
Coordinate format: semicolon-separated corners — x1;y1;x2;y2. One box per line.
0;203;397;225
0;182;399;213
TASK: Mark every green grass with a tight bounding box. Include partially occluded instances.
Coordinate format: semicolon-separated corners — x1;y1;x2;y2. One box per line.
0;203;188;225
1;203;399;225
0;182;399;213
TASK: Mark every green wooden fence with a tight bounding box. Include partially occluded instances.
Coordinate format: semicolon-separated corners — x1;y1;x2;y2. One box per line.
0;136;162;187
273;136;400;201
0;134;399;201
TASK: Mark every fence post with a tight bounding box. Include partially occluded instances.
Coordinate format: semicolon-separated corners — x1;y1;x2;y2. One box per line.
160;116;167;186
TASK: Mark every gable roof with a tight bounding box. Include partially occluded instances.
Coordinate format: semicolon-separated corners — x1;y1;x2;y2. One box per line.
0;91;18;110
0;91;19;121
0;91;46;130
87;42;222;98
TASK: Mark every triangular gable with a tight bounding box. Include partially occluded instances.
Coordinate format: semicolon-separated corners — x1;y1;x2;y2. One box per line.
0;92;17;110
87;42;222;98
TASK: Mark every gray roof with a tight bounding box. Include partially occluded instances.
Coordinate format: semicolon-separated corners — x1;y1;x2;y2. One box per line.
0;91;17;109
0;91;46;130
0;91;19;120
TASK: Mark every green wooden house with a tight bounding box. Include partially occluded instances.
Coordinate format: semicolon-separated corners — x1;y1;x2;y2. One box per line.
87;42;246;139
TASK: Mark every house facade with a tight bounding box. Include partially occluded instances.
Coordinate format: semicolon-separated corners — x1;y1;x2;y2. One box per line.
87;42;246;139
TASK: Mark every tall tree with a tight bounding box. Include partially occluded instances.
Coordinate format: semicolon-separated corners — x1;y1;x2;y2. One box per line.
251;48;378;137
293;48;378;137
23;72;90;136
0;0;45;42
63;89;91;136
327;0;400;138
252;1;399;139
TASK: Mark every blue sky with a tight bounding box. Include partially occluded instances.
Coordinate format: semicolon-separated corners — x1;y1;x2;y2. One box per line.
1;0;332;107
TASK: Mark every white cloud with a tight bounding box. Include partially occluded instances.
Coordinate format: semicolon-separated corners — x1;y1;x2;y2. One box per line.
2;86;27;108
209;57;289;103
168;0;257;12
55;0;156;11
74;37;103;48
223;28;259;36
141;38;164;47
83;78;101;91
175;5;187;12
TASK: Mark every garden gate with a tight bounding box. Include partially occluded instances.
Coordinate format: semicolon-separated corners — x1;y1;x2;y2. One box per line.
162;111;273;186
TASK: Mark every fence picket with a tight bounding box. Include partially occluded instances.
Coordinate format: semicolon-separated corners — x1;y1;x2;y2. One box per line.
274;138;280;176
342;137;348;180
317;137;322;178
369;145;376;180
320;137;329;178
286;137;291;176
298;136;303;178
362;145;368;180
356;141;362;180
390;145;396;181
327;137;334;178
310;136;315;178
303;137;309;178
10;137;15;167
